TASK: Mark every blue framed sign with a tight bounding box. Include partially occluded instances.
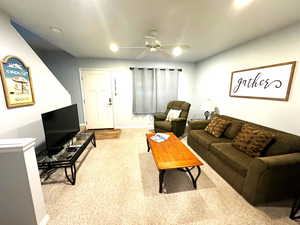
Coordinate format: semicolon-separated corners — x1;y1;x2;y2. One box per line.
0;56;35;108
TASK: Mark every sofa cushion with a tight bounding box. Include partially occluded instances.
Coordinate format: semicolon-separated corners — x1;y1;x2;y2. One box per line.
224;121;242;139
204;116;230;138
265;133;300;156
189;130;231;149
233;124;273;157
210;143;254;177
154;121;172;131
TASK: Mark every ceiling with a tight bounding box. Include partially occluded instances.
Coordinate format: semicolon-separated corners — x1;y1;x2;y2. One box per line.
11;22;61;51
1;0;300;62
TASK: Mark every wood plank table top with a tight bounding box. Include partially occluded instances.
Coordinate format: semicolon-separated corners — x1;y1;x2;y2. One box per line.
146;132;203;170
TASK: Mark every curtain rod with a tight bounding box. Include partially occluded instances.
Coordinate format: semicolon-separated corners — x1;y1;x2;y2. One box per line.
129;67;182;72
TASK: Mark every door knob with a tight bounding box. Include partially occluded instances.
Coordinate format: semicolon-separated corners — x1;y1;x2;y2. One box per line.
108;97;112;106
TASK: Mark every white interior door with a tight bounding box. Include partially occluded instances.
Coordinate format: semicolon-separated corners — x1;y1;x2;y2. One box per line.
82;70;114;129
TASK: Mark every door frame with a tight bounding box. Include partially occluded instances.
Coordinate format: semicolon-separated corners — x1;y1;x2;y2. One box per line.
79;68;116;129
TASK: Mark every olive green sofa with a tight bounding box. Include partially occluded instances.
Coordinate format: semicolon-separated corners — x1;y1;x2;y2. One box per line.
187;115;300;205
154;101;191;137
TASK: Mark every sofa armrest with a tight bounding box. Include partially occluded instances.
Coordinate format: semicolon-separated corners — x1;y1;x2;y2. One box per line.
154;113;166;121
188;120;210;130
243;152;300;205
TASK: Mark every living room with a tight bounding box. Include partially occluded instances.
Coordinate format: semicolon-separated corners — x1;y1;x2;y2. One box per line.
1;0;300;225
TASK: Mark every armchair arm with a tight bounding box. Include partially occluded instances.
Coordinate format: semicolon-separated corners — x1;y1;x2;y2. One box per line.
171;118;186;123
154;113;166;121
171;118;187;137
243;152;300;205
188;120;210;130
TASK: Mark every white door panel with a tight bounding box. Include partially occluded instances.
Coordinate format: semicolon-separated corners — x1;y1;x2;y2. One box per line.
82;70;114;129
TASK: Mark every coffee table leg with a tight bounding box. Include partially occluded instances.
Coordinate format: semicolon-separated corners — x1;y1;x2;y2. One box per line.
290;195;300;219
146;138;150;152
185;166;201;189
159;170;166;193
64;164;77;185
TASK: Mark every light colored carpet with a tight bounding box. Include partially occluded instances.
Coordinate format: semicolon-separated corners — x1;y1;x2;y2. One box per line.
42;128;298;225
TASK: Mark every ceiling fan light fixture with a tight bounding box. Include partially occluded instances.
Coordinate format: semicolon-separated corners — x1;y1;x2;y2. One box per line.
50;26;62;33
150;47;157;52
172;47;182;56
110;43;119;52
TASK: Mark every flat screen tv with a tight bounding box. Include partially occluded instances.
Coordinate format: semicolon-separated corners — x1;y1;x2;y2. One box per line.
41;104;80;156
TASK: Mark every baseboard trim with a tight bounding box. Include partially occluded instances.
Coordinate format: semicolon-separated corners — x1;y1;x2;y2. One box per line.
115;126;153;129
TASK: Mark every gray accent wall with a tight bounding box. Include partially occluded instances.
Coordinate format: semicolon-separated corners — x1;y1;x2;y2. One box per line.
37;50;85;123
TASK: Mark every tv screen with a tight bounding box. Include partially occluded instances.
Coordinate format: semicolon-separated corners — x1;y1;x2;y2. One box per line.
41;104;80;156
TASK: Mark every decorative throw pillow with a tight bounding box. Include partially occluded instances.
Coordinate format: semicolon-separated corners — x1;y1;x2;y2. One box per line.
166;109;181;121
232;124;273;157
204;116;230;138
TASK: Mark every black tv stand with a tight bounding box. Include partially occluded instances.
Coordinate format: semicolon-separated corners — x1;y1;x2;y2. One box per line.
38;131;96;185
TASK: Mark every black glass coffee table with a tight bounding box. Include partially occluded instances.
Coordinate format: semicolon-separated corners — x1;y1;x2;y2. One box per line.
37;131;96;185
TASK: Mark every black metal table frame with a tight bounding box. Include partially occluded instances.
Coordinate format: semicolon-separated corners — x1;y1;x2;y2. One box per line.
290;195;300;220
38;132;96;185
159;166;201;193
147;137;201;193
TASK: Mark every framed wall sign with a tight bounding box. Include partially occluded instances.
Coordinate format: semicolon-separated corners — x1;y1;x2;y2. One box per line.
229;61;296;101
0;56;35;108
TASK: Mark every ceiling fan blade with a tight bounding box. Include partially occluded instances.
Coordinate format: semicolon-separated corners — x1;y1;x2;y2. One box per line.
136;49;148;59
158;49;172;58
120;46;146;49
144;35;156;39
161;44;190;49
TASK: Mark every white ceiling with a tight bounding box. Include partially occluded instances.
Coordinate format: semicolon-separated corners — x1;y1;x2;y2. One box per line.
1;0;300;62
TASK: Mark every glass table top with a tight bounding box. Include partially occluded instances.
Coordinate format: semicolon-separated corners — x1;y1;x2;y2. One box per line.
37;132;93;164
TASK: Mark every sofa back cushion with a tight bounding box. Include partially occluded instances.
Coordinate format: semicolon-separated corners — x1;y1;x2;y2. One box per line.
264;132;300;156
224;121;242;139
220;115;300;156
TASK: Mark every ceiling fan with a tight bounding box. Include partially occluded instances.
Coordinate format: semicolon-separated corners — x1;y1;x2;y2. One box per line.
110;29;190;59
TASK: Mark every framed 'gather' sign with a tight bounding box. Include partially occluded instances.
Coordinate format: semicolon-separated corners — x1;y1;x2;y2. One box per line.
0;56;35;108
229;61;296;101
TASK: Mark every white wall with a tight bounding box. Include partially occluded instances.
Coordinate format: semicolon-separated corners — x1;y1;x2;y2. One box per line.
194;22;300;135
0;11;71;148
78;59;196;128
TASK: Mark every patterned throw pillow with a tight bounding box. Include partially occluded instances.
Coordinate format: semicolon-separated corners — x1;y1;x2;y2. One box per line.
204;116;230;138
232;124;273;157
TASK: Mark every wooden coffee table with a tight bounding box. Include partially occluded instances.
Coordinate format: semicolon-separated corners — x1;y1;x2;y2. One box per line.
146;132;203;193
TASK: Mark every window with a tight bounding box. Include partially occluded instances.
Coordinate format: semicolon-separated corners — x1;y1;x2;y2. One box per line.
132;68;179;114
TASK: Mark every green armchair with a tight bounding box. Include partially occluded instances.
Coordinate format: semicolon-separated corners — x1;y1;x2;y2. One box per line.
154;101;191;137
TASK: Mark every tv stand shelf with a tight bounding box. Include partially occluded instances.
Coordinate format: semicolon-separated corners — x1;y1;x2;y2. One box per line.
37;131;96;185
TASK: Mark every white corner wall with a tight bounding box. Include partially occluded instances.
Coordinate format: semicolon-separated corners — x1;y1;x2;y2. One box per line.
0;11;71;146
194;22;300;135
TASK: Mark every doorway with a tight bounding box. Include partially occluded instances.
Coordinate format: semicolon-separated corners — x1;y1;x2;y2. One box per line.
81;69;114;129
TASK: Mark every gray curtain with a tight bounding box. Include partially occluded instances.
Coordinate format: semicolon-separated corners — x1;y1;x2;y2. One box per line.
132;68;156;114
156;69;179;113
132;68;179;114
